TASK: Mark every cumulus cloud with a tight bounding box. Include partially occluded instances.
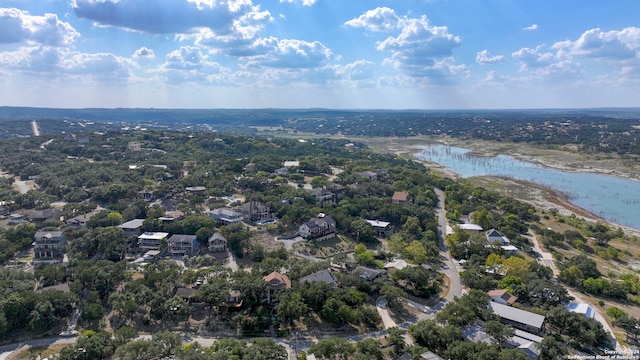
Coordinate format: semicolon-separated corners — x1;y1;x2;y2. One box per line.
552;27;640;60
133;47;155;59
333;59;375;80
512;46;555;70
0;45;133;79
371;14;463;79
344;7;400;32
476;49;505;64
279;0;317;6
523;24;539;31
71;0;271;37
0;8;79;47
244;38;333;69
158;46;228;83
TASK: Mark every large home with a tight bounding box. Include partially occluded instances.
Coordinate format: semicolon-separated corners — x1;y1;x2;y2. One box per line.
352;266;386;282
263;271;291;303
299;215;336;240
209;207;243;225
33;231;67;262
65;207;104;230
392;191;412;205
208;233;228;252
489;301;546;335
167;234;198;257
238;201;271;222
119;219;145;238
366;219;393;237
309;187;336;206
21;208;60;228
486;229;510;246
299;269;338;289
137;232;170;251
488;289;518;306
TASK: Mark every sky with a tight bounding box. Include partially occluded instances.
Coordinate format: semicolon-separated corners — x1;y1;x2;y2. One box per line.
0;0;639;109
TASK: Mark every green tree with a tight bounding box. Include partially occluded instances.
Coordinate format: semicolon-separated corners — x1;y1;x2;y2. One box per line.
276;291;308;324
309;337;353;360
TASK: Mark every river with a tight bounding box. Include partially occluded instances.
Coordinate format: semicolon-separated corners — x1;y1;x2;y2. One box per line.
414;145;640;230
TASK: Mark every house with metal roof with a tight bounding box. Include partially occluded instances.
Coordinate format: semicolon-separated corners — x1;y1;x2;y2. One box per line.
489;301;546;334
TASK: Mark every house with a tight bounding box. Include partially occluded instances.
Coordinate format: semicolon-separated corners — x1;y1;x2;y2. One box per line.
488;289;518;306
566;303;596;319
33;231;67;262
208;233;228;252
128;141;141;151
119;219;145;238
392;191;412;205
462;325;497;345
185;186;206;193
507;330;543;360
299;269;338;289
352;266;386;282
384;259;410;272
264;271;291;303
137;232;170;251
209;207;243;225
65;207;104;229
489;301;546;334
37;283;71;293
158;210;185;223
274;167;289;176
175;287;197;302
299;215;336;240
238;201;271;222
283;161;300;168
220;290;243;312
167;234;198;257
486;228;510;246
21;208;60;228
420;351;445;360
309;187;336;205
142;250;161;262
366;219;393;237
459;223;483;232
356;170;380;181
140;190;156;201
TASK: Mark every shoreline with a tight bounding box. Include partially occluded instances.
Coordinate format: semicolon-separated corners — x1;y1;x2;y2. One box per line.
406;148;640;237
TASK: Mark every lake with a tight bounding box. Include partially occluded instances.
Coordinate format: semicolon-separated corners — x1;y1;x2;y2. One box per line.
414;145;640;230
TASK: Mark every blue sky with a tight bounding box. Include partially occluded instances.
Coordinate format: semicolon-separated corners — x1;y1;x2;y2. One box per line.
1;0;639;109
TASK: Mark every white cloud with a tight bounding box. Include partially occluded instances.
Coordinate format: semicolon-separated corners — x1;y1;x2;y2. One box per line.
133;47;155;59
552;27;640;60
331;59;375;80
158;46;228;83
512;46;555;70
72;0;270;37
0;8;79;47
345;7;400;32
523;24;539;31
244;37;334;69
476;49;505;64
374;15;463;79
279;0;317;6
0;45;133;79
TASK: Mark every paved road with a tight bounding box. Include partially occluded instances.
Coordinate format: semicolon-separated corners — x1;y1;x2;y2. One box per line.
434;188;463;301
528;231;626;353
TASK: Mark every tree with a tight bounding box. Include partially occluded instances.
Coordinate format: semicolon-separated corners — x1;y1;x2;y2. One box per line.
484;319;514;345
276;291;308;324
386;327;406;356
539;335;568;360
380;285;407;309
355;338;383;360
309;337;353;360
